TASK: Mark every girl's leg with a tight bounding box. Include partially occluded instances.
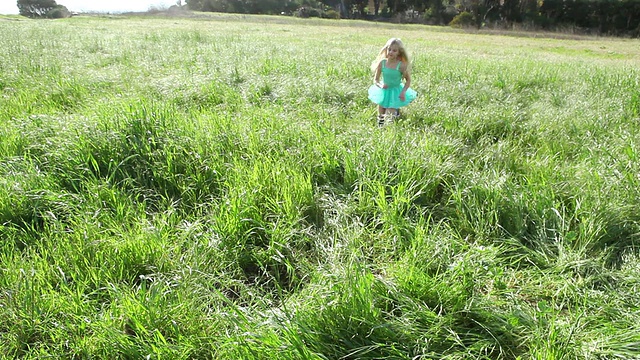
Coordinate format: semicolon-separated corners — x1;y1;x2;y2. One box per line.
377;106;386;126
385;108;399;123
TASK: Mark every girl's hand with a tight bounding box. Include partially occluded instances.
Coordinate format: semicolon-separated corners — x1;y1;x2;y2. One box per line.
399;91;406;101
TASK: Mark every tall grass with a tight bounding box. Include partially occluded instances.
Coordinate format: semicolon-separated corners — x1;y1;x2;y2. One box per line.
1;14;639;359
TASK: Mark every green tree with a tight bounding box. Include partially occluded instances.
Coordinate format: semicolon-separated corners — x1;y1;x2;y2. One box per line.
371;0;383;15
185;0;204;10
185;0;233;12
422;0;445;24
17;0;59;18
501;0;521;22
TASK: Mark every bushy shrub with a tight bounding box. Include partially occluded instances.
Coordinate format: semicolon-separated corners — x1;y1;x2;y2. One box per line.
449;11;474;28
46;5;70;18
322;9;340;19
306;7;322;18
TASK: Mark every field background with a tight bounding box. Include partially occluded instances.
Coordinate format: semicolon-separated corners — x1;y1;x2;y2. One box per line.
1;13;640;359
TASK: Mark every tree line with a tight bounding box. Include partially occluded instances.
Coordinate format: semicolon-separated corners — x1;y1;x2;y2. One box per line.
185;0;640;36
16;0;640;36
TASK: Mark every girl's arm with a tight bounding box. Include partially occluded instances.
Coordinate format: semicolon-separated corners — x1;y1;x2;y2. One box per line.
373;62;386;88
400;62;411;101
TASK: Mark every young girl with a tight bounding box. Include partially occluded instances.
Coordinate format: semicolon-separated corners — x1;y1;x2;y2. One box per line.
368;38;417;126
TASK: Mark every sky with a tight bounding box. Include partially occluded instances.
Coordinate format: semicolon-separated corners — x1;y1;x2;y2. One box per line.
0;0;179;14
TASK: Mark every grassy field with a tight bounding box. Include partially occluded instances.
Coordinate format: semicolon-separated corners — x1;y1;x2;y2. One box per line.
1;12;639;359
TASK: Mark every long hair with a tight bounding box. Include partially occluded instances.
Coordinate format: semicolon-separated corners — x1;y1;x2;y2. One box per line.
370;38;411;74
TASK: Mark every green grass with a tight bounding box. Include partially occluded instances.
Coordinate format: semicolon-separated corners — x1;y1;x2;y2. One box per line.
1;13;639;359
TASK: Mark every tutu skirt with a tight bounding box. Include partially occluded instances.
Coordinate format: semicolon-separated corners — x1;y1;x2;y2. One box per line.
368;84;417;108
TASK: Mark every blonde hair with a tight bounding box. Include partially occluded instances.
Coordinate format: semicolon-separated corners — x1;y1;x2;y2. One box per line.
370;38;411;74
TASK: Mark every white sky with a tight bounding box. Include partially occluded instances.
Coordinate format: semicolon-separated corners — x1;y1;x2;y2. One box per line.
0;0;179;14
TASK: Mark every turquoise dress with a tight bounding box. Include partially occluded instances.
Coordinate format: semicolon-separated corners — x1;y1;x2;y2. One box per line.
368;59;417;108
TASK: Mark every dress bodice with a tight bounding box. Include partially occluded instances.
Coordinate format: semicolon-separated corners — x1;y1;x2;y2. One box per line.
381;60;403;87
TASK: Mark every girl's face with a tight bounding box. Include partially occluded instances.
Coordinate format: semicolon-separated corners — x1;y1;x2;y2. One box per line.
386;44;400;60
